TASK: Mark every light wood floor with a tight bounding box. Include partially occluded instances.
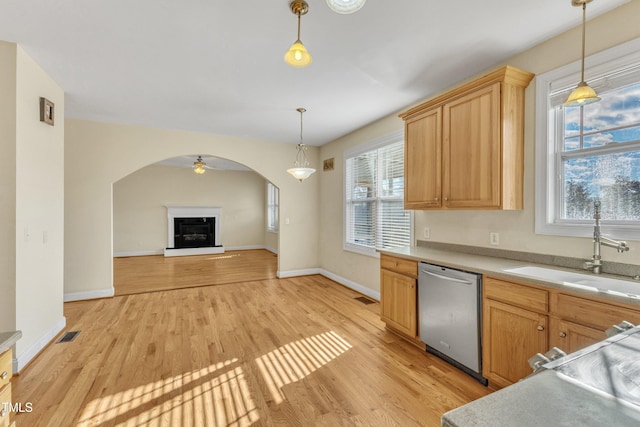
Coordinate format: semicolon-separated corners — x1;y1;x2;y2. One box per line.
12;275;489;426
114;249;278;295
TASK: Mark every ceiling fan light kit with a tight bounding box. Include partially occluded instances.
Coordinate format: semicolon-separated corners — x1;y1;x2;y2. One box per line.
326;0;366;14
564;0;601;107
193;156;206;174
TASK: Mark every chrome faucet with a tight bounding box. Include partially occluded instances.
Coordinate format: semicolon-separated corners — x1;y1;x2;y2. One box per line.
584;201;630;274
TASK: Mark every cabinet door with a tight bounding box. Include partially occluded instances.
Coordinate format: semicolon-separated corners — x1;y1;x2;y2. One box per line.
443;83;501;208
380;269;417;337
404;107;442;209
551;318;604;355
483;298;548;388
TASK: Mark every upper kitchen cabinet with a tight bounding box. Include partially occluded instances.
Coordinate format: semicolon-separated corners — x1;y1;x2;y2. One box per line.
399;66;534;210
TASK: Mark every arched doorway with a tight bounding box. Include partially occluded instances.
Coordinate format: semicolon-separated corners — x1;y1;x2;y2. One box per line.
111;154;280;295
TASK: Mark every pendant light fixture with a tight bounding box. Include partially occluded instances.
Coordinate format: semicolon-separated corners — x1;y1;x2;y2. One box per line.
564;0;601;107
193;156;206;174
326;0;366;14
284;1;312;68
287;108;316;182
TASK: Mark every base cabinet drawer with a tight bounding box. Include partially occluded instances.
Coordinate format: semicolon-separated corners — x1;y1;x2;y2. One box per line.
556;293;640;331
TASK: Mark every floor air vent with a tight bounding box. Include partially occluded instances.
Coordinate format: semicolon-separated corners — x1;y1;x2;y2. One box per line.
57;331;80;343
354;296;375;305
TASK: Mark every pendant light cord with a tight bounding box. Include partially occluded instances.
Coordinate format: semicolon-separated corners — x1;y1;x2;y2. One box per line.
299;109;304;144
580;2;586;82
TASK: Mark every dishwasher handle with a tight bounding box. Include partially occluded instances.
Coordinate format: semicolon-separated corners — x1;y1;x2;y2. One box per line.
420;269;473;285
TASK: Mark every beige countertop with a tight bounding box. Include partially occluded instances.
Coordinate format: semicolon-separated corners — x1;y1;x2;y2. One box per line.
0;330;21;355
380;246;640;307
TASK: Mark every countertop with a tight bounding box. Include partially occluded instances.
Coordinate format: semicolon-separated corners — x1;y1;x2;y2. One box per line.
442;327;640;426
380;246;640;307
0;330;22;355
441;369;640;426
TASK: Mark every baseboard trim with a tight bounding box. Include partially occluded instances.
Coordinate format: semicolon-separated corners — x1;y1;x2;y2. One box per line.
15;316;66;373
277;268;322;278
319;269;380;301
276;268;379;301
114;250;163;257
264;246;278;255
64;288;115;302
114;246;276;258
164;246;225;257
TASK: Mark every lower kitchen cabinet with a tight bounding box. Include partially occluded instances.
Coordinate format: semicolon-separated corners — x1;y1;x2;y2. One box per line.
380;268;417;338
380;255;418;339
482;298;548;389
550;318;604;355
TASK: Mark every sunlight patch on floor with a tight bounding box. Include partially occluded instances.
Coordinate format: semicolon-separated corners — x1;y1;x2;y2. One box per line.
255;331;353;404
77;358;259;427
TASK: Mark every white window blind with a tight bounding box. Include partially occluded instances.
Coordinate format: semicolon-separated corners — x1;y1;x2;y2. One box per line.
267;182;278;232
345;133;411;254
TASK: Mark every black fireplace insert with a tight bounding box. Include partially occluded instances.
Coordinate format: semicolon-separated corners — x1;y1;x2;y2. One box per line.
173;217;216;248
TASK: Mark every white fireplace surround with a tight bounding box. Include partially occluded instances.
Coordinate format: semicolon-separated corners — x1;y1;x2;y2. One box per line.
164;205;224;256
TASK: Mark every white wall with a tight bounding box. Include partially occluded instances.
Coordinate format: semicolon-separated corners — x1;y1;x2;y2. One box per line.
0;43;65;370
319;1;640;297
65;119;319;300
113;165;267;254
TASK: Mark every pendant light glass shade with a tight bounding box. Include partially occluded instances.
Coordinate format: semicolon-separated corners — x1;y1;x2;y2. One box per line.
193;156;206;174
287;108;316;182
564;0;600;107
565;81;601;106
285;1;312;68
326;0;366;14
284;40;312;67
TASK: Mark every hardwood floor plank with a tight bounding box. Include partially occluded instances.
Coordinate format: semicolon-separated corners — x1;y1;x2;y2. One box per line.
114;249;278;295
12;268;489;426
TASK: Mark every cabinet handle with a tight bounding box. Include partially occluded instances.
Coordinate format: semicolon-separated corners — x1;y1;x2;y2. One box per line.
444;197;448;201
435;197;439;201
0;371;7;380
559;332;567;338
537;325;545;331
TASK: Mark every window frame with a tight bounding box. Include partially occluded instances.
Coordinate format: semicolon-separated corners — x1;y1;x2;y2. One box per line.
535;36;640;240
266;182;279;233
343;130;413;257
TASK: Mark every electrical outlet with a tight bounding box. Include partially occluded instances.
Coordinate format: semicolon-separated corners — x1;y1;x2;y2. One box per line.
423;227;430;239
490;232;500;246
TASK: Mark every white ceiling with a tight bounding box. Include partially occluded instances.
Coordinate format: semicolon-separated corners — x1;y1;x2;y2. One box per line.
0;0;629;147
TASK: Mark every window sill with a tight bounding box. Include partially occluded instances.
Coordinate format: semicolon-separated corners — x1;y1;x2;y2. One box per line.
535;221;640;241
343;243;380;258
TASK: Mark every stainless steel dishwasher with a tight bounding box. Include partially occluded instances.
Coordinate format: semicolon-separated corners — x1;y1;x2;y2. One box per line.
418;262;486;385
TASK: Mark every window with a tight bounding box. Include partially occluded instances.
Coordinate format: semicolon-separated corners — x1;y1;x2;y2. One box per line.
345;131;412;256
535;37;640;240
267;182;279;232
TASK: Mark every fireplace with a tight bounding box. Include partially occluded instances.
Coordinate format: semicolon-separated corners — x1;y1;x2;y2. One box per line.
174;217;215;248
164;206;224;256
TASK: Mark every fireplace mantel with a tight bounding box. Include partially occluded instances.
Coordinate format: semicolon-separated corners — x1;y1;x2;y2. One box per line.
164;205;224;256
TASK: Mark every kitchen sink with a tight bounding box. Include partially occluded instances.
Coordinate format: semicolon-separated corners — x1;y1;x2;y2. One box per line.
503;266;640;299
